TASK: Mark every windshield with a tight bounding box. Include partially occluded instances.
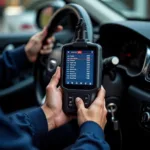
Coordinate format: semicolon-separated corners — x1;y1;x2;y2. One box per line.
0;0;39;34
0;0;64;34
100;0;150;20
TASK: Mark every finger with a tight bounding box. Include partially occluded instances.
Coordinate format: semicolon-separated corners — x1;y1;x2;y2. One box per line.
49;67;61;88
104;105;107;116
43;43;53;50
92;87;106;106
104;99;106;108
58;86;63;93
96;86;106;102
75;97;85;110
45;43;54;50
55;25;63;32
43;45;48;50
47;36;55;44
40;49;52;54
97;86;106;99
40;43;54;54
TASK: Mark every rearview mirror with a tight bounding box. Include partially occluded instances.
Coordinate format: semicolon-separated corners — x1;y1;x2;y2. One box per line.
36;1;65;29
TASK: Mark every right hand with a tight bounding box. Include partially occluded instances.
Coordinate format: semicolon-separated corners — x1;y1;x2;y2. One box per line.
75;87;107;130
41;67;72;131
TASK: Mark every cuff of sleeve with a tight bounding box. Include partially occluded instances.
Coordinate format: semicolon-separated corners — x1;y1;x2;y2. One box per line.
80;121;104;139
26;108;48;139
10;45;32;70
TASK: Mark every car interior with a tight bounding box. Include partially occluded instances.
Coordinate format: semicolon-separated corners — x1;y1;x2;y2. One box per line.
0;0;150;150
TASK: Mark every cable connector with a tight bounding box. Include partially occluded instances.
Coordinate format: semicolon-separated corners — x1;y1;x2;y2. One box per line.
75;18;87;41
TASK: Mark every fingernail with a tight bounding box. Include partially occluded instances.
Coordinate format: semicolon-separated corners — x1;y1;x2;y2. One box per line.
54;66;59;75
43;46;47;49
48;39;52;43
56;66;60;72
76;97;81;102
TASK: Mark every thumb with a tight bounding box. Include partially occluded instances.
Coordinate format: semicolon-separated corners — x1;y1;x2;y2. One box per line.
75;97;85;110
48;67;60;88
39;26;48;41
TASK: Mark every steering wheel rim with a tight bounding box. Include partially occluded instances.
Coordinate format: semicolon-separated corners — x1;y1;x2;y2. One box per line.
34;3;93;105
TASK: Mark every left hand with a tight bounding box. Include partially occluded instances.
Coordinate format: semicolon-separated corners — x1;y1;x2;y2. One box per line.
41;67;72;131
25;26;63;62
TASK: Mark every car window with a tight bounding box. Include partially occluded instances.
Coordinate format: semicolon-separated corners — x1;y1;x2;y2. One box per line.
99;0;150;20
0;0;39;34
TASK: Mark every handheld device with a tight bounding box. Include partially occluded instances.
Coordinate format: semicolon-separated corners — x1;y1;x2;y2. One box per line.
61;19;103;114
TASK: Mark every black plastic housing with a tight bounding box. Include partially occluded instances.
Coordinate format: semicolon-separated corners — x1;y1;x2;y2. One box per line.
61;41;103;114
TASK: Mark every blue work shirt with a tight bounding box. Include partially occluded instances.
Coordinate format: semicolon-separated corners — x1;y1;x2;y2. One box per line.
0;46;110;150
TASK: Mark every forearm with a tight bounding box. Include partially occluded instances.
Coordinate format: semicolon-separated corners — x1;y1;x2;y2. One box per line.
0;108;39;150
8;108;48;148
71;121;110;150
0;46;32;86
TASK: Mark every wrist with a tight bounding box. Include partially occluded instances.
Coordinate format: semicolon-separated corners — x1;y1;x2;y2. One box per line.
41;104;56;131
25;45;37;62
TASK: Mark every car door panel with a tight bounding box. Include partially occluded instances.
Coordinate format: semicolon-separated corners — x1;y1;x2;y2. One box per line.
0;33;37;113
0;33;35;50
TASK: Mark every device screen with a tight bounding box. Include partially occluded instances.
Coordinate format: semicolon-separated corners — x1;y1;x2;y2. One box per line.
65;50;94;86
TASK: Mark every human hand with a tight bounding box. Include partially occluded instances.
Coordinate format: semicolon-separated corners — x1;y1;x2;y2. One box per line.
25;26;63;62
75;87;107;130
41;67;72;131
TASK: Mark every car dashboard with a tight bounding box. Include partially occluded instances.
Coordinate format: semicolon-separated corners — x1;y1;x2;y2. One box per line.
97;21;150;149
99;21;150;81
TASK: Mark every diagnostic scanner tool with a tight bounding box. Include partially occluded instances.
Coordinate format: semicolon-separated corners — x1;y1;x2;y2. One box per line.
61;19;103;114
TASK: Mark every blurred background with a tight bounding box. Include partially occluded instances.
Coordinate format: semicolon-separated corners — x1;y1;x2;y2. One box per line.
0;0;54;34
101;0;150;20
0;0;150;34
0;0;38;33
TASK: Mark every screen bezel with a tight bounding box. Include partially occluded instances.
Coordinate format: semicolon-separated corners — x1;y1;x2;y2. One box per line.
62;45;98;90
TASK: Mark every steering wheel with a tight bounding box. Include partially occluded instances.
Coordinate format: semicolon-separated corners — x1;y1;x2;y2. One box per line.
34;4;93;105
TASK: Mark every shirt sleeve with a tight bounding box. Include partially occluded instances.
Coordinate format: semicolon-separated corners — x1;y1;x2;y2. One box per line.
0;107;48;150
71;121;110;150
0;46;32;86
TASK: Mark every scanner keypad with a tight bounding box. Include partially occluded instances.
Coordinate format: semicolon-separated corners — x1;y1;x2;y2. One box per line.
68;94;90;108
